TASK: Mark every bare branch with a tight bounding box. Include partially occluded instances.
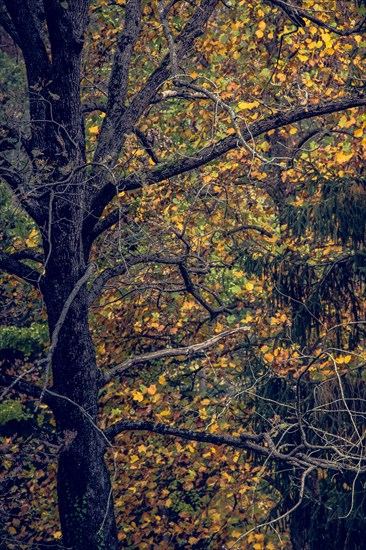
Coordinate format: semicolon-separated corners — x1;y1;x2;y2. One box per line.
134;127;160;165
104;419;339;475
268;0;366;35
0;124;31;156
105;418;271;457
88;253;186;305
0;163;46;224
88;207;129;245
179;262;234;319
102;327;249;384
0;371;56;407
120;93;366;192
225;224;273;238
82;101;107;115
228;465;317;549
0;250;41;287
151;89;209;104
11;249;44;263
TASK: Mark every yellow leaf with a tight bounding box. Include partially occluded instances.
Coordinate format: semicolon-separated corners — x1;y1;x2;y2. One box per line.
132;391;144;402
130;455;139;463
266;544;276;550
158;374;167;386
289;127;298;135
354;128;363;137
89;125;99;134
245;281;254;291
53;531;62;539
147;384;157;395
321;31;333;47
344;355;352;364
276;72;286;82
25;228;39;247
238;100;259;110
336;151;353;164
255;29;264;39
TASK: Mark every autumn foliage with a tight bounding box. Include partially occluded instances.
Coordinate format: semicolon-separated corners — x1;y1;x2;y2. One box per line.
1;0;366;548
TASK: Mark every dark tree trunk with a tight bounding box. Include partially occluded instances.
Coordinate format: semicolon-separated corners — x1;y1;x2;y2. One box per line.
56;417;118;550
41;227;118;549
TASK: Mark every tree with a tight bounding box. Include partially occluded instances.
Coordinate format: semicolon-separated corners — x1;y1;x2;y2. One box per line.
1;0;366;548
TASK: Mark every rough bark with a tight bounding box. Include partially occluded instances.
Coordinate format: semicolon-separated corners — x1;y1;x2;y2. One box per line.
38;206;118;548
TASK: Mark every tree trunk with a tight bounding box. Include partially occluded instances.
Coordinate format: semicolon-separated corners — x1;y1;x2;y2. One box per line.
56;418;118;549
41;230;118;549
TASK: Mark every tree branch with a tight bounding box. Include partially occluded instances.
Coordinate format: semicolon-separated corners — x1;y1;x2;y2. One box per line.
88;253;186;305
92;0;220;170
104;418;325;473
268;0;366;35
179;262;234;319
151;89;209;104
0;164;46;225
82;101;107;115
101;327;249;384
0;251;41;287
105;418;270;455
0;372;55;407
134;127;160;164
36;263;97;406
87;206;130;245
0;124;31;156
119;93;366;192
2;0;50;87
105;420;366;473
103;0;142;120
2;0;53;152
0;0;21;47
11;249;44;263
225;224;273;238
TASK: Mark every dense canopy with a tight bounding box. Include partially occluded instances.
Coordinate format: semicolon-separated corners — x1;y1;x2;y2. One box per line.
0;1;366;548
